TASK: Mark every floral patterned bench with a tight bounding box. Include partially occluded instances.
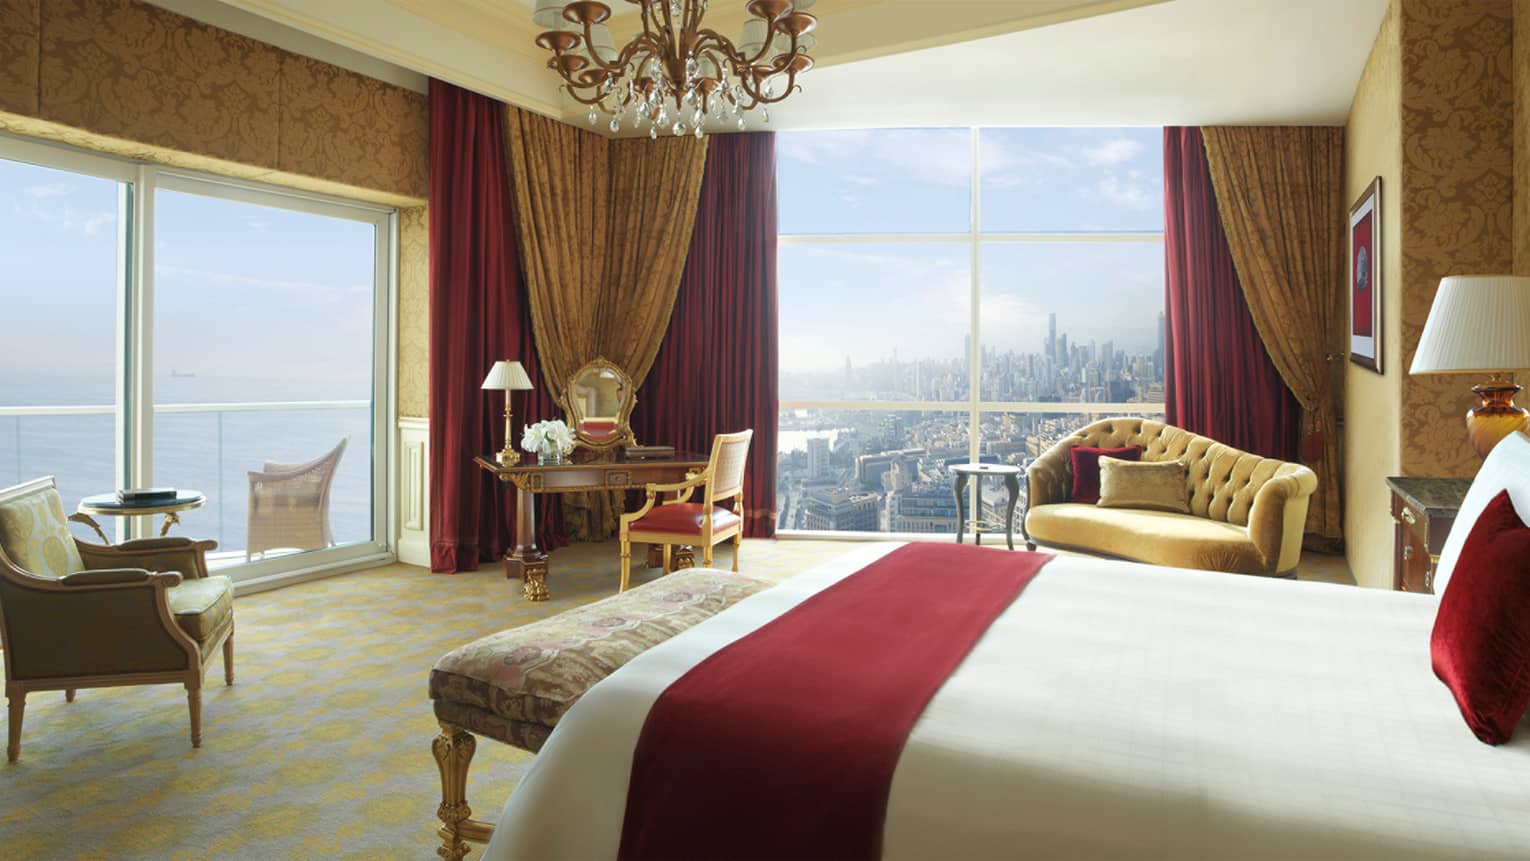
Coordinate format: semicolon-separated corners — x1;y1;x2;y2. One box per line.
428;569;775;860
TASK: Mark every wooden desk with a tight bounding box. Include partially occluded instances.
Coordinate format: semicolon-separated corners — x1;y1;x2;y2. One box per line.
475;452;710;601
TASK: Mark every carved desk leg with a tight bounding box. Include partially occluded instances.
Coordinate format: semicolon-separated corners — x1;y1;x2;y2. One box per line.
504;483;551;602
434;723;476;861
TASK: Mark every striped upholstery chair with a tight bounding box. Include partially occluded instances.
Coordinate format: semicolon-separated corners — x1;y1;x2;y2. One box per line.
618;430;753;591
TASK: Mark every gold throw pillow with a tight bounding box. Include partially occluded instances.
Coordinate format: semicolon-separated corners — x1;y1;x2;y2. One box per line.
1097;457;1190;514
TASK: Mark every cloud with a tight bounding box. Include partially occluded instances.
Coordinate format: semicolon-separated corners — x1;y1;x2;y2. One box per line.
157;264;355;302
1079;138;1144;167
1087;176;1152;210
24;183;73;199
14;198;117;235
779;129;973;187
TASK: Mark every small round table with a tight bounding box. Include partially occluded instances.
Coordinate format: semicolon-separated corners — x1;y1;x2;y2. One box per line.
951;463;1024;550
72;491;206;544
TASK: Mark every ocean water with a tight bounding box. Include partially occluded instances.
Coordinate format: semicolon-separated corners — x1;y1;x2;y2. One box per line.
0;376;374;558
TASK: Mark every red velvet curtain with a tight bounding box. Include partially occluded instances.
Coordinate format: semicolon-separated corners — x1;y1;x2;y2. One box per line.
428;80;564;572
633;132;779;537
1162;127;1300;461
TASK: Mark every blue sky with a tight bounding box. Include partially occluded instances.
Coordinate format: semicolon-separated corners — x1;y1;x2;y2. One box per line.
0;158;375;406
777;127;1164;376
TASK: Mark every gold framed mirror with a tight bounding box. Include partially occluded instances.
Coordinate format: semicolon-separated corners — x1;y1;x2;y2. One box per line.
563;357;636;452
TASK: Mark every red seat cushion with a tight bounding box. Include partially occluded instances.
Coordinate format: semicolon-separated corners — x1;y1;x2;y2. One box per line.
1069;445;1142;504
631;503;741;537
1431;489;1530;745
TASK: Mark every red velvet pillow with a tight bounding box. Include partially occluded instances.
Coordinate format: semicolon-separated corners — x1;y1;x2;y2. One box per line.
1431;489;1530;745
1068;445;1143;504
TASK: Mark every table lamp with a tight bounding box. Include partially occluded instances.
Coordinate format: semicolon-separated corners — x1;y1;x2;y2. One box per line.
482;360;535;465
1410;275;1530;458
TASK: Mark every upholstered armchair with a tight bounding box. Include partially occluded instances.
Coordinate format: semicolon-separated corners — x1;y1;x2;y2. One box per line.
246;437;347;560
0;477;235;762
1023;418;1318;577
619;430;753;591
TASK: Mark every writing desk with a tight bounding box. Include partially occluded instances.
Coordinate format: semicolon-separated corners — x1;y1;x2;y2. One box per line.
475;451;710;601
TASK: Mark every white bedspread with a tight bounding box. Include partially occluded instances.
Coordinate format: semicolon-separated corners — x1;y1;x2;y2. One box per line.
485;544;1530;860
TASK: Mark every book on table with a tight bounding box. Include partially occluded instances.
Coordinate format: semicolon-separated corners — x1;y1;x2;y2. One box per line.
116;487;178;503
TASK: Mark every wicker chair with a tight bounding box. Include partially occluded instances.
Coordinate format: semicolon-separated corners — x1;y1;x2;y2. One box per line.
245;438;348;561
0;477;233;761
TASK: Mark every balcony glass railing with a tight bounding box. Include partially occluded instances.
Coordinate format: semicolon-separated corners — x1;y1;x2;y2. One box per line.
0;400;371;566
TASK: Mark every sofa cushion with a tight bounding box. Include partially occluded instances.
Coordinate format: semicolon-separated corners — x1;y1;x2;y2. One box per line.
0;484;84;579
1098;458;1190;513
1026;504;1266;575
1069;445;1141;504
168;575;234;642
430;569;773;739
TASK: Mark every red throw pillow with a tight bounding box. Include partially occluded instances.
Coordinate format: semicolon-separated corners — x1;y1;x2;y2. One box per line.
1068;445;1143;504
1431;489;1530;745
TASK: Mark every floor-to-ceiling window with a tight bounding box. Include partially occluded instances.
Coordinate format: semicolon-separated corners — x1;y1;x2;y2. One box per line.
776;127;1166;535
0;134;393;577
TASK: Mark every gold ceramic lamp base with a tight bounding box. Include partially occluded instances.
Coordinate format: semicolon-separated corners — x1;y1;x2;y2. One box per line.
1466;375;1530;458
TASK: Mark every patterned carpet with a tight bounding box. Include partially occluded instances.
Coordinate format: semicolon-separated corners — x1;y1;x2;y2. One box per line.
0;538;837;860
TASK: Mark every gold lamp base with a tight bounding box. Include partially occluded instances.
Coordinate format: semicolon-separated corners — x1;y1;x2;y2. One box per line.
1466;376;1530;458
496;402;521;466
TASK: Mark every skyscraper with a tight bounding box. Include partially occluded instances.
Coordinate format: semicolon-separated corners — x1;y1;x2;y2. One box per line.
807;437;830;480
1048;312;1057;362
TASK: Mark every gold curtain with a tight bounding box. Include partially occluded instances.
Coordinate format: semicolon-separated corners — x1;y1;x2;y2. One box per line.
504;106;708;540
1200;126;1344;544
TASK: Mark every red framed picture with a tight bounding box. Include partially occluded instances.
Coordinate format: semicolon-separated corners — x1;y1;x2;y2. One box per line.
1349;177;1382;373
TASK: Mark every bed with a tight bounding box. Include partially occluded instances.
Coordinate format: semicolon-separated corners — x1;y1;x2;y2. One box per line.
482;441;1530;860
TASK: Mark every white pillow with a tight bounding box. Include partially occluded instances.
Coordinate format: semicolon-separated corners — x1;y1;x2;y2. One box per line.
1431;430;1530;597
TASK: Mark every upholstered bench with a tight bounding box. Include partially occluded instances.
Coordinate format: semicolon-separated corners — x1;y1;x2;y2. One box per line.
428;568;774;860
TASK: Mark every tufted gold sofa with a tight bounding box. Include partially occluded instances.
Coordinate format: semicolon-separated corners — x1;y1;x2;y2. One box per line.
1023;418;1318;577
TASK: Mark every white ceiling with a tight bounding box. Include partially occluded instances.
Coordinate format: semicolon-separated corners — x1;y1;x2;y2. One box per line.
771;0;1390;129
166;0;1389;131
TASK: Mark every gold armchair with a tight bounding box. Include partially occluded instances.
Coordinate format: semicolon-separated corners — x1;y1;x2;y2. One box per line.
0;477;235;762
246;437;348;560
619;430;753;591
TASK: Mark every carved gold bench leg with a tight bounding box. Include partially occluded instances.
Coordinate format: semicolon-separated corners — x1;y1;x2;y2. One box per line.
434;723;476;861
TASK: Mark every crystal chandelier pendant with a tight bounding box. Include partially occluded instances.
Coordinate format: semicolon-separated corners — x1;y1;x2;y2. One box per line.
609;116;621;133
588;108;598;127
649;126;658;140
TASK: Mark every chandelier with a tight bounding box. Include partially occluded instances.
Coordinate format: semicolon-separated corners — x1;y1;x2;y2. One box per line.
532;0;817;139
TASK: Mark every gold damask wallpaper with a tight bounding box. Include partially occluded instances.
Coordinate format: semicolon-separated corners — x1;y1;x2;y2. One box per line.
398;206;430;419
1518;0;1530;275
1397;0;1513;477
0;0;426;202
0;0;38;116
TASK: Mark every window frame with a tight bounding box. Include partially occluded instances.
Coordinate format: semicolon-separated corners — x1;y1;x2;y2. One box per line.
777;127;1166;539
0;131;398;582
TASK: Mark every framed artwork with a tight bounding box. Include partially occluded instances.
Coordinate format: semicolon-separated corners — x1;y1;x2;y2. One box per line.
1349;177;1382;373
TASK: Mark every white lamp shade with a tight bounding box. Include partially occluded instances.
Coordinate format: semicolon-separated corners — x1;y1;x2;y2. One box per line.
532;0;567;29
738;18;768;57
1411;275;1530;375
482;360;535;391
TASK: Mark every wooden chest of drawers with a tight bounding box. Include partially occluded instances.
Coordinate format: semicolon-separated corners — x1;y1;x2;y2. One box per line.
1385;477;1470;595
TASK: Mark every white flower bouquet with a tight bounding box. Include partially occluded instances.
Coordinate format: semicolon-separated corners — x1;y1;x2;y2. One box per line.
521;418;576;456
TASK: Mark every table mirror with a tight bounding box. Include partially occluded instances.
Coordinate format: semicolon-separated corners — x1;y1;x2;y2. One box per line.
564;357;636;452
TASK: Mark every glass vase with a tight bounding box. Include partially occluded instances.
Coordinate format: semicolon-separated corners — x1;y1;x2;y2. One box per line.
537;448;562;467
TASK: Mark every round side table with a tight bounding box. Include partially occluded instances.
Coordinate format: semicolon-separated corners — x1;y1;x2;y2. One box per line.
950;463;1023;550
73;491;206;544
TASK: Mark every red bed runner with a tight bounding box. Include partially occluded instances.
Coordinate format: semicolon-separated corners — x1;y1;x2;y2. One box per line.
617;542;1054;860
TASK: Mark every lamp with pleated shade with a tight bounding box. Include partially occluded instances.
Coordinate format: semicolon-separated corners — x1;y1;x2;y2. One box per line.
1410;275;1530;457
482;360;535;465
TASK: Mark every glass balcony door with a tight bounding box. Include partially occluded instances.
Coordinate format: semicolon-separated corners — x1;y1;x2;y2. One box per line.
1;132;394;580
